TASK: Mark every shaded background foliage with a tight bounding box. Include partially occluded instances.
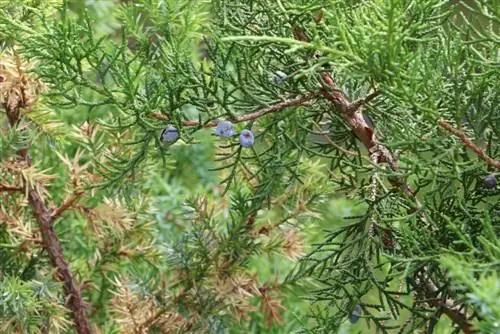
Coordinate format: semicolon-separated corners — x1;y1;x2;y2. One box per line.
0;0;499;333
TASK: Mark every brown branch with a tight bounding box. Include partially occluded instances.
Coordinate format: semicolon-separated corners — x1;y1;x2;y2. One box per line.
51;189;85;220
438;118;500;170
293;27;410;193
347;89;380;114
27;185;93;334
417;268;473;334
14;157;93;334
4;56;93;334
311;121;357;156
0;183;23;192
151;92;319;127
319;83;379;151
294;25;473;332
313;47;379;152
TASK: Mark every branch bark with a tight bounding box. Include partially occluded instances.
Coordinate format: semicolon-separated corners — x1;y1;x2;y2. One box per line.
291;26;474;333
151;92;319;127
27;184;93;334
416;268;473;334
51;190;85;220
3;58;93;333
0;183;23;192
9;136;93;334
438;118;500;170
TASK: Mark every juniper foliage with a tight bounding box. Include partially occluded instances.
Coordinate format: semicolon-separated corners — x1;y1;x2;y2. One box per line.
0;0;499;333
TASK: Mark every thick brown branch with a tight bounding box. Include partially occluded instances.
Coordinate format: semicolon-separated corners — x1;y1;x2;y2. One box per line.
294;27;379;152
14;155;93;334
438;118;500;170
298;26;471;332
27;186;93;334
151;92;319;127
4;69;93;332
319;85;379;151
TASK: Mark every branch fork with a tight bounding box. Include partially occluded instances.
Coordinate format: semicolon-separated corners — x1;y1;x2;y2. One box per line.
289;26;474;332
151;92;320;128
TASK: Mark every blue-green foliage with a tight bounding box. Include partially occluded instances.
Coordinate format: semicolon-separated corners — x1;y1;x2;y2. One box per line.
0;0;499;333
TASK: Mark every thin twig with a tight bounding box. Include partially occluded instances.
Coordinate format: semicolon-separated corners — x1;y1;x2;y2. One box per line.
347;89;380;113
293;25;473;333
368;151;380;237
151;92;320;126
438;118;500;170
51;190;85;220
311;121;357;156
0;183;23;192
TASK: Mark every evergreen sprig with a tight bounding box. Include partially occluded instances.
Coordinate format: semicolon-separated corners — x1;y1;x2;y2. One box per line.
1;0;498;333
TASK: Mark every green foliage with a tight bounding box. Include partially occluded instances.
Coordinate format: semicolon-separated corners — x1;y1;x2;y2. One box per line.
0;276;69;333
0;0;499;333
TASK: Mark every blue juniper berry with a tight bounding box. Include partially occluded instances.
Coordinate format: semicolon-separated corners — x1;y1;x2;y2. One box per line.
239;129;254;148
349;304;363;324
160;124;179;143
214;120;234;137
484;174;497;189
272;70;287;85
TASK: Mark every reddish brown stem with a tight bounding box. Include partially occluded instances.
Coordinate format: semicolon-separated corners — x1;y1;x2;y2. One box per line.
51;190;85;220
151;92;319;127
417;268;473;333
438;118;500;170
293;25;473;332
28;185;93;334
319;79;378;151
5;100;92;332
0;183;23;192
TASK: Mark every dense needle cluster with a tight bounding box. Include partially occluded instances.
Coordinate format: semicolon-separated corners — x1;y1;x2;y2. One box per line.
0;1;498;334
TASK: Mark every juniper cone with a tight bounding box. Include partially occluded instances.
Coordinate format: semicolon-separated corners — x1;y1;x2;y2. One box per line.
160;124;179;142
349;304;363;324
483;175;497;189
272;70;288;85
214;120;234;137
239;129;254;148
